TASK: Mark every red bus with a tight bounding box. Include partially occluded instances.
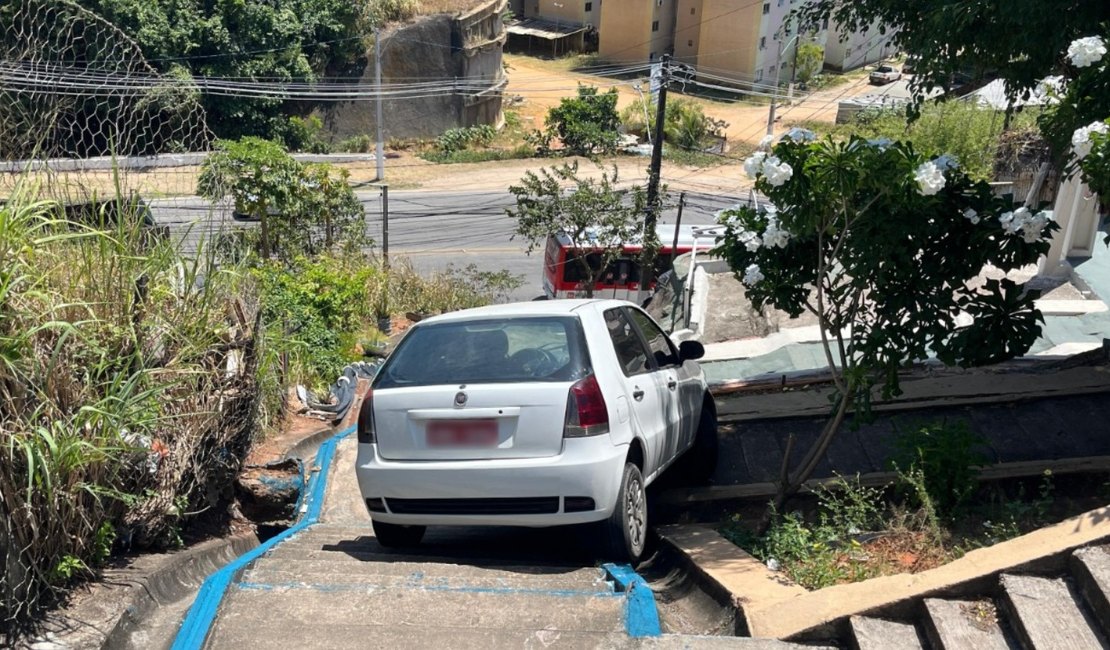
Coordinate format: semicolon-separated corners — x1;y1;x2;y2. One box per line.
542;224;721;301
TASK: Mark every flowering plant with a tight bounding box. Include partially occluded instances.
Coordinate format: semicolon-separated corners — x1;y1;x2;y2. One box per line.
717;134;1057;508
1039;33;1110;199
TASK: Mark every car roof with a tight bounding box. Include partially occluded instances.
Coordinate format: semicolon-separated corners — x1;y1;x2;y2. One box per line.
417;299;637;325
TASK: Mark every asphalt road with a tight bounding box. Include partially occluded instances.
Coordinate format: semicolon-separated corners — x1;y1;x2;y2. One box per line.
149;189;744;300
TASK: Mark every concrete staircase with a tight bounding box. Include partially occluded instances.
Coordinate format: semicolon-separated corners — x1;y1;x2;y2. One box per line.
203;524;829;649
847;545;1110;650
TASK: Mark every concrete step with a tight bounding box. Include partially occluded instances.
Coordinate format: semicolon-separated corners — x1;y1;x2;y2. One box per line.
921;598;1011;650
206;624;835;649
213;585;626;634
999;573;1108;650
256;543;586;569
847;615;925;650
1072;546;1110;638
238;567;613;594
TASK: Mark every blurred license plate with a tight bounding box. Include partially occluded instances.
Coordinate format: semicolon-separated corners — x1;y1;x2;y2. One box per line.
426;420;497;447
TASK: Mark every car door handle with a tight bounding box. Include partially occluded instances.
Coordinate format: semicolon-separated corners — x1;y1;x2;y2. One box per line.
632;388;645;401
667;378;677;390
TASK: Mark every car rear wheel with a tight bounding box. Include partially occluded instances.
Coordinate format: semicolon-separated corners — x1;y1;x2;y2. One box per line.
598;462;648;563
372;520;426;548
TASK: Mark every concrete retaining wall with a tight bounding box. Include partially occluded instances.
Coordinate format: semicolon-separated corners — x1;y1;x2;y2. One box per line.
325;0;507;140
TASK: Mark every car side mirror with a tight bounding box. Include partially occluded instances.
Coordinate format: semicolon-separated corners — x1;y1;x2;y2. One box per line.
678;340;705;361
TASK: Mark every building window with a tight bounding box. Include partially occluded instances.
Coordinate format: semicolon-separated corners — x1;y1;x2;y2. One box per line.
778;0;783;5
756;69;763;81
585;1;592;10
759;36;766;50
690;7;695;14
762;3;769;14
688;39;694;47
822;17;829;30
769;65;776;74
649;51;657;60
651;20;659;31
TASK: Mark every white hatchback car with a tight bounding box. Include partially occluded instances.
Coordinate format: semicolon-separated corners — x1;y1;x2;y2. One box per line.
355;299;718;561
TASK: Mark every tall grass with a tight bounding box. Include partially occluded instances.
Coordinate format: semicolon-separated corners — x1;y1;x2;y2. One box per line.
0;184;274;634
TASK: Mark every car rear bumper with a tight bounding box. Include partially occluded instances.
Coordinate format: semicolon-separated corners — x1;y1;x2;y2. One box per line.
355;436;627;527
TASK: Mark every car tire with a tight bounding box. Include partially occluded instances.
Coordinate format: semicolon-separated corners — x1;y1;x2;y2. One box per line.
598;462;648;563
372;520;426;548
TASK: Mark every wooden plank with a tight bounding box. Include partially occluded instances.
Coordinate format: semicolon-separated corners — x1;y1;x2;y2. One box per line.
1071;546;1110;640
848;616;924;650
999;574;1108;650
922;598;1010;650
659;456;1110;504
715;366;1110;424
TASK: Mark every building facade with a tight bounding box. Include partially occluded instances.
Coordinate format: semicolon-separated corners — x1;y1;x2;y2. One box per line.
598;0;886;85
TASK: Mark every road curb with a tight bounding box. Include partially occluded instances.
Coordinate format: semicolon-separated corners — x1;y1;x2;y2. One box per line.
170;424;356;650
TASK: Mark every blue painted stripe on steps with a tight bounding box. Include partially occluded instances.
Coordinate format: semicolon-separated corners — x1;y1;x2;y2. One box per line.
602;563;662;638
234;580;621;598
170;424;356;650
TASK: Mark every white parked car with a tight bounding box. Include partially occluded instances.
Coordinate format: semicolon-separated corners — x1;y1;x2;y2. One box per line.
355;299;718;562
869;64;902;85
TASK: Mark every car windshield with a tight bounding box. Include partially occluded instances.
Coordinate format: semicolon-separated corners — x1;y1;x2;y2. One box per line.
877;66;893;72
374;316;592;388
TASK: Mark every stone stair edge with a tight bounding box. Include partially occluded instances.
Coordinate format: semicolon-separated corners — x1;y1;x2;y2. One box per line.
659;505;1110;642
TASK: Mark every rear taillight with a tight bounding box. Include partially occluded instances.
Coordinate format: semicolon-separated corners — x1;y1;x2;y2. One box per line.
356;388;376;443
564;374;609;438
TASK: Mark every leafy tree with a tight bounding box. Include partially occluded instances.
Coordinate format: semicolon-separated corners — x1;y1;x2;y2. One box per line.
541;86;621;157
197;137;367;260
796;0;1109;111
78;0;369;141
793;42;824;86
795;1;1110;189
716;131;1057;518
507;163;648;297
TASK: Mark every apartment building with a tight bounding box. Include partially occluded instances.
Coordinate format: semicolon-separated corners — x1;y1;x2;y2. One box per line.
514;0;601;30
598;0;676;62
823;18;893;71
597;0;886;85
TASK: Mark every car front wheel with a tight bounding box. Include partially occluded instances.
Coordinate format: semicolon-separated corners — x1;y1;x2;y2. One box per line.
372;520;426;548
599;462;648;563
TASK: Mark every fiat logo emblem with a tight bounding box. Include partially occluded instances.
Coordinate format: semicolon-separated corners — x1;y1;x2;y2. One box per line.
454;391;467;407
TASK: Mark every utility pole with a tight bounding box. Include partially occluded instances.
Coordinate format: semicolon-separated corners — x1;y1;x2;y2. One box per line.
766;32;800;135
639;54;669;294
381;184;389;269
670;191;685;254
374;28;385;182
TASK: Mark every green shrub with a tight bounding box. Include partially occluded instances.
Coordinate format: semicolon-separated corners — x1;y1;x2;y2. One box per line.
620;97;727;151
252;255;377;388
336;134;374;153
540;86;621;156
893;420;987;518
435;125;496;153
275;115;332;154
197;137;369;260
0;188;273;629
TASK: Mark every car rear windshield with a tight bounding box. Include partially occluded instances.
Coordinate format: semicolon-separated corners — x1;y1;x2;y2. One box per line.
374;316;592;388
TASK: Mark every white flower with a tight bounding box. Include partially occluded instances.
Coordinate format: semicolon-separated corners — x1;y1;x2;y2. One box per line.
762;157;794;186
744;151;768;178
766;558;782;571
743;263;764;286
962;207;980;225
999;207;1052;243
783;127;816;143
1071;121;1109;159
1035;75;1066;100
758;134;775;150
762;214;791;248
914;161;946;196
739;229;763;252
1068;36;1107;68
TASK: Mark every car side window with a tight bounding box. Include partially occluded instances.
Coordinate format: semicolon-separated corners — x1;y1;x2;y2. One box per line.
604;308;651;376
627;308;679;369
